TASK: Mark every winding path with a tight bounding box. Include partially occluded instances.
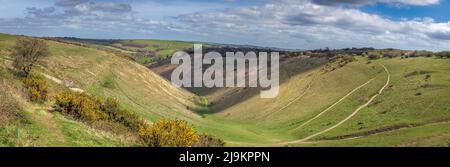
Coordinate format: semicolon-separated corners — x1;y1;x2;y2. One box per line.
296;76;377;130
286;63;390;144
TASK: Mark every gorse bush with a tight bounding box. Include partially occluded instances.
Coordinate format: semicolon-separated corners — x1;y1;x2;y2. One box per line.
54;91;106;122
100;98;144;131
54;91;144;130
138;119;199;147
22;75;49;103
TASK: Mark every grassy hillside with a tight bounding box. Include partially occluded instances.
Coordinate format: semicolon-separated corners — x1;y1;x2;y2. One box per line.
210;57;450;146
0;33;277;146
50;37;202;66
1;34;200;146
289;57;450;146
1;61;136;146
149;48;450;146
1;33;449;146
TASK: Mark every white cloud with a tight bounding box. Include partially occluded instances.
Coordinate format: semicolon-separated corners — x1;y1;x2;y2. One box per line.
0;0;449;51
174;0;450;50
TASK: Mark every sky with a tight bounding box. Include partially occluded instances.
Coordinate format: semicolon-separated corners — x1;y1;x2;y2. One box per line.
0;0;449;51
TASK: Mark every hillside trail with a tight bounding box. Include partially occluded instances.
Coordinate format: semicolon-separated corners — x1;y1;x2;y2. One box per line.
295;77;377;130
0;58;84;93
27;105;66;145
41;73;85;93
283;63;390;145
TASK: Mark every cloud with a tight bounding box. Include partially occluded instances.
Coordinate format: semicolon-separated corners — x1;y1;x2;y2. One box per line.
175;0;450;50
427;31;450;40
26;7;57;18
57;0;133;16
55;0;89;7
0;0;168;38
0;0;449;51
425;22;450;40
91;3;132;13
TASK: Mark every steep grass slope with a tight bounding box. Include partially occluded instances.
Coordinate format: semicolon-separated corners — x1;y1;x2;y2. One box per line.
1;34;198;121
290;57;450;146
1;61;136;146
1;33;278;146
1;34;201;146
208;57;450;146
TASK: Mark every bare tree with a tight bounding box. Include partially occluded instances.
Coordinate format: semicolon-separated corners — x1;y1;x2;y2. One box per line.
11;37;50;76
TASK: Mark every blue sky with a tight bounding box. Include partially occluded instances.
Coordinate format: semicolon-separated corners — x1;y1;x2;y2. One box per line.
0;0;449;51
362;1;450;22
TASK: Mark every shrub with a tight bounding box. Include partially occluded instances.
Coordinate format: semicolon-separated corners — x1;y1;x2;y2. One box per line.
54;91;145;131
54;91;106;122
368;52;381;60
195;96;213;114
136;56;155;65
139;119;199;147
383;52;394;58
404;70;433;78
194;134;225;147
11;37;50;77
330;55;355;66
436;51;450;59
410;50;433;57
100;98;144;131
22;75;49;103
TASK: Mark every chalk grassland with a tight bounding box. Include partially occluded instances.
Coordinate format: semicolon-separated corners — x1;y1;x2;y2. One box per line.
1;33;449;146
194;56;450;146
1;57;136;146
0;33;282;146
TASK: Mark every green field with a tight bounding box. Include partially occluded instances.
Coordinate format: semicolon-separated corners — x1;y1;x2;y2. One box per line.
110;39;213;65
1;33;449;147
117;39;194;57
